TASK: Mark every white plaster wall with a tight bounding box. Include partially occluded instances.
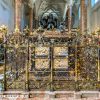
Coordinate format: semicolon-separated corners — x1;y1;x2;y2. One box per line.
0;0;14;32
89;1;100;32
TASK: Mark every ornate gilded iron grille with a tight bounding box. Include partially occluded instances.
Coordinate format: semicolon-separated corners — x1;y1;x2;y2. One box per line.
0;31;100;91
4;35;28;90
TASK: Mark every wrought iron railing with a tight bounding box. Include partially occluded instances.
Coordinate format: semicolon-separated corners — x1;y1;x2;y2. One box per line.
0;27;100;91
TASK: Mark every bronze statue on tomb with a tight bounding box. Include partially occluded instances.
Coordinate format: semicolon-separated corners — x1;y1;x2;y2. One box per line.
39;13;57;30
47;14;54;30
59;22;66;33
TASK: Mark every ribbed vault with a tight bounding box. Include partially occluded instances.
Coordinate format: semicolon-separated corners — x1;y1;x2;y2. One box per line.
28;0;80;21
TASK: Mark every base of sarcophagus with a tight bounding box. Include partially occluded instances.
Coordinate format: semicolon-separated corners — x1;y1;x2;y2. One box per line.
0;91;100;100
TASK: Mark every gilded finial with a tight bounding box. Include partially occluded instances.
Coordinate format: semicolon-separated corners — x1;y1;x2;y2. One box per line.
15;26;20;33
0;25;7;34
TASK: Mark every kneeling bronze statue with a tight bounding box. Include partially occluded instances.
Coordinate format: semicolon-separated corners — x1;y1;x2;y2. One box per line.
59;22;65;33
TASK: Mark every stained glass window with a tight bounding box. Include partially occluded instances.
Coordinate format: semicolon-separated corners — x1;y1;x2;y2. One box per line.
95;0;99;3
91;0;99;6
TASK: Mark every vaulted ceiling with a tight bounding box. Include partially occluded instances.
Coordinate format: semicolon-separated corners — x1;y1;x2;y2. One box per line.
28;0;80;21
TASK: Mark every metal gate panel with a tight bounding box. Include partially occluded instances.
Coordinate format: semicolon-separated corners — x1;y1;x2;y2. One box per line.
5;35;28;90
0;31;100;91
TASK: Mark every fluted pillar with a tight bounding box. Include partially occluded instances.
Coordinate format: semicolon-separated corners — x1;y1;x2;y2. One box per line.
15;0;22;30
68;6;72;32
80;0;87;33
29;8;33;33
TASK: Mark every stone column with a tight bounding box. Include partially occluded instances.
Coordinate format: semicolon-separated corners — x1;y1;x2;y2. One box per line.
80;0;87;33
15;0;22;30
29;8;33;33
87;0;91;32
68;6;72;32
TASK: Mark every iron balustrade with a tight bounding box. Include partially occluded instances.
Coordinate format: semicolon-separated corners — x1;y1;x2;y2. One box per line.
0;30;100;91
